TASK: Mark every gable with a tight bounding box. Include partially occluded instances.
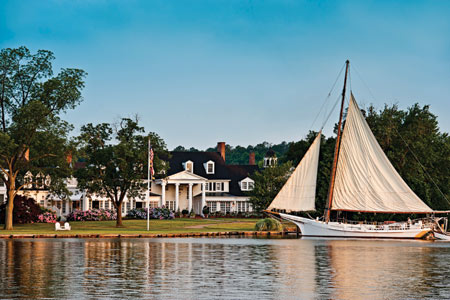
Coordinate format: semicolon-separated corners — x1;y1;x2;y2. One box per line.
166;170;206;181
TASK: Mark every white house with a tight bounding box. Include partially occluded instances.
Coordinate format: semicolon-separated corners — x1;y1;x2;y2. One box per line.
11;142;268;217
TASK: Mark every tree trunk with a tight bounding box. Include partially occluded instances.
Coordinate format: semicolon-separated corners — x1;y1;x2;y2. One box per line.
116;202;123;227
4;189;15;230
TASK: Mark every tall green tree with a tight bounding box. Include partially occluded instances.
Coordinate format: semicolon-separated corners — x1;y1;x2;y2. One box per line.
75;118;169;227
366;103;450;210
0;46;86;230
248;161;292;213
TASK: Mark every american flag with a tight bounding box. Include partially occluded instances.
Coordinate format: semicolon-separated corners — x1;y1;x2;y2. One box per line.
149;146;155;179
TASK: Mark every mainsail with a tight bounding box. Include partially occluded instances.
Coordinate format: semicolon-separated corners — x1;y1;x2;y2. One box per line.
331;94;433;213
268;133;321;212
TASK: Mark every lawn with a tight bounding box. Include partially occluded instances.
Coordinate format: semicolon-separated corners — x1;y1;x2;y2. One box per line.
0;218;260;235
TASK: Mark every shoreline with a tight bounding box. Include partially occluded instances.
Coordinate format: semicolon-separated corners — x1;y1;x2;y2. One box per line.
0;231;289;239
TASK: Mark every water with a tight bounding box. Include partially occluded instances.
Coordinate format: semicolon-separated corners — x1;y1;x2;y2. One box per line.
0;237;449;300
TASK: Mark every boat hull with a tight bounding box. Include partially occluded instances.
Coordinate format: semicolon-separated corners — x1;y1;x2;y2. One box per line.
279;213;432;239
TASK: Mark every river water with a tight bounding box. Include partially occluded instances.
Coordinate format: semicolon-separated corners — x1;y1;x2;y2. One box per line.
0;237;449;300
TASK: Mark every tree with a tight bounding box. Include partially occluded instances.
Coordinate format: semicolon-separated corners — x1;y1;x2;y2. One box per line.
365;103;450;210
0;46;86;230
248;161;292;213
75;118;169;227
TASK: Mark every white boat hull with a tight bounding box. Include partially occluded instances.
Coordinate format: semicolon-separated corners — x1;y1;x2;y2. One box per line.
279;213;432;239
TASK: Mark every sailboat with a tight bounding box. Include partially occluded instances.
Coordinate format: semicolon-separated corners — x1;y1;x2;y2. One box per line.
266;60;449;239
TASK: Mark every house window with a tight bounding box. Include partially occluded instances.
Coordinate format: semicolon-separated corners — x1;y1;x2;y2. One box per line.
249;182;254;190
220;202;231;212
0;194;5;204
205;183;209;191
0;181;4;187
185;161;193;172
150;201;158;208
126;201;131;211
207;201;217;212
165;201;175;210
40;200;45;206
208;163;213;173
242;182;248;190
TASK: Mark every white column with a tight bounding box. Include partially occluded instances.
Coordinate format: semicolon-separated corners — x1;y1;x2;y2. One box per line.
161;181;166;207
175;183;180;211
82;192;89;211
65;200;70;215
201;182;206;213
216;201;220;212
188;183;193;212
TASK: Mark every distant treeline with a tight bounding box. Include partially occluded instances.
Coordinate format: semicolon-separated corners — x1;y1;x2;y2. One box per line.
173;142;290;165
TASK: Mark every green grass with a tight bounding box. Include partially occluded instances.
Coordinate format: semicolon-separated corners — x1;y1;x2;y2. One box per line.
0;218;259;235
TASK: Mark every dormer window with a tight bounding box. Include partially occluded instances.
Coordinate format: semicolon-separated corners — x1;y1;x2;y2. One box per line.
204;160;215;174
184;160;194;173
240;177;255;191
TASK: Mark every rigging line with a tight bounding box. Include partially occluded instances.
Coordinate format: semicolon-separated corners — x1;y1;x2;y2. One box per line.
320;94;342;131
352;63;450;207
394;126;450;207
309;62;346;131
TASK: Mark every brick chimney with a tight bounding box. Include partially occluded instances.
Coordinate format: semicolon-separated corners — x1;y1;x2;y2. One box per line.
217;142;226;162
249;152;256;165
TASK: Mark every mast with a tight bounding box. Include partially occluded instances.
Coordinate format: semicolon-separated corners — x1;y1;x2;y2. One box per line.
324;60;349;222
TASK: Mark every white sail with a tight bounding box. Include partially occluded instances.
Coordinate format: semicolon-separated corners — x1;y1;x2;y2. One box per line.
332;94;433;213
268;133;321;212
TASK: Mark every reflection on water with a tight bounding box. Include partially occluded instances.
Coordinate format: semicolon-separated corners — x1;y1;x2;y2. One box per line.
0;237;449;300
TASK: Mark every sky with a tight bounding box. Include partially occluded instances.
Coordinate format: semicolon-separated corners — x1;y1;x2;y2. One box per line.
1;0;449;150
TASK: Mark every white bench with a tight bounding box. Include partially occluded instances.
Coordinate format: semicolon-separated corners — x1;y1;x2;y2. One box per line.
55;222;71;231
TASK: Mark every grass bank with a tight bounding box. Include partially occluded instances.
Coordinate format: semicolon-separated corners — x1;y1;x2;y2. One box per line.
0;218;259;235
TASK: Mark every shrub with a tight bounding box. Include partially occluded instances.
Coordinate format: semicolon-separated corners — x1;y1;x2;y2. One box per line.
181;209;189;216
66;209;117;221
255;218;283;231
36;210;57;223
0;195;43;224
126;207;174;220
202;206;210;215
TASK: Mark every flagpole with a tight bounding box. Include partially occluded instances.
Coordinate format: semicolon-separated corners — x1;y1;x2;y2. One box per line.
147;136;151;231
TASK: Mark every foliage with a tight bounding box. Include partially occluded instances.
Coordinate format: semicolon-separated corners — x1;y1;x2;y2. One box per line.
0;46;86;229
204;141;290;165
0;195;43;224
36;210;57;223
181;209;189;216
66;209;117;222
74;118;169;227
248;161;293;213
365;103;450;210
202;206;210;215
255;218;283;231
126;207;174;220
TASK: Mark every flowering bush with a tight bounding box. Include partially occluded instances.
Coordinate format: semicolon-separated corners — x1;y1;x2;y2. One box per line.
66;208;117;221
0;195;43;224
36;210;57;223
127;207;174;220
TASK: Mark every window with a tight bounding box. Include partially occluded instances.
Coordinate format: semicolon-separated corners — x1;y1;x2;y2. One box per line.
150;201;159;208
40;200;45;206
205;183;209;191
0;181;4;187
0;194;4;204
185;161;194;172
220;201;231;212
126;201;131;211
165;201;175;210
205;161;215;174
242;182;248;190
207;201;217;212
240;178;254;191
215;182;221;191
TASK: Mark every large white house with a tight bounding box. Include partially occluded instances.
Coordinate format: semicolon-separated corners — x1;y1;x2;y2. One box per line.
13;142;264;217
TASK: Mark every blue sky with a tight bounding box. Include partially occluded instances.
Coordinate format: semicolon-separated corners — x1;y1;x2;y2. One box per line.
1;0;449;149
